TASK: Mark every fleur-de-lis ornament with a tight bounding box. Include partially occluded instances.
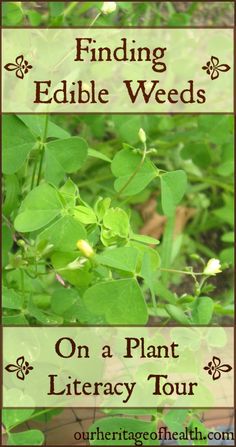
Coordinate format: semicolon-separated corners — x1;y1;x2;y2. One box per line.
5;356;34;381
4;55;33;80
203;356;232;381
202;56;230;80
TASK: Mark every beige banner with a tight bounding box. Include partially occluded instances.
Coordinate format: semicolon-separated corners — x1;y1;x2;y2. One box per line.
3;327;234;408
2;28;233;113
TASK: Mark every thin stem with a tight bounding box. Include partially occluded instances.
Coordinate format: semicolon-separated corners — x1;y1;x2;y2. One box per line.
36;147;45;186
115;142;148;199
30;156;38;190
161;213;175;285
63;1;77;19
42;114;49;143
188;174;233;193
90;12;101;27
78;173;113;187
36;115;49;186
150;290;158;315
160;267;203;276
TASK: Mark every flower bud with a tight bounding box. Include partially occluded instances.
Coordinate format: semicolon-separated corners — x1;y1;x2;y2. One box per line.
138;128;146;144
76;240;94;258
17;239;26;248
101;2;117;15
203;258;222;276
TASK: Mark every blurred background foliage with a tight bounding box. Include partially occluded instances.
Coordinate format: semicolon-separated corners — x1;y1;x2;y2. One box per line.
2;1;235;27
51;113;234;322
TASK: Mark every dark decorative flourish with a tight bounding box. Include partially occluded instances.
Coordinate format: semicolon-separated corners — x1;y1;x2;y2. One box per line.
5;356;34;381
4;55;33;80
204;356;232;381
202;56;230;80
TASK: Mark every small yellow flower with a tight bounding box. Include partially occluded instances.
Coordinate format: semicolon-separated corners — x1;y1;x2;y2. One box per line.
203;258;222;276
76;240;94;258
138;128;146;144
101;2;117;14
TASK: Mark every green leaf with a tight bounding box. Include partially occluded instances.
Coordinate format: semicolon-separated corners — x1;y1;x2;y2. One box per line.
89;417;157;445
8;430;44;445
220;246;234;265
14;184;63;232
74;206;97;224
2;286;23;310
2;2;23;25
164;409;189;433
181;143;211;168
18;115;70;140
3;314;29;325
51;288;79;315
192;297;214;325
95;197;111;221
27;10;42;26
38;215;86;251
2;409;34;431
3;175;20;217
130;233;159;245
28;301;63;325
113;116;143;144
103;208;130;238
217;160;234;177
83;279;148;324
49;1;65;17
96;247;139;273
161;170;187;216
133;243;161;275
168;12;190;26
188;418;209;446
213;195;234;226
88;148;111;162
111;149;157;196
198;115;233;145
60;179;78;207
45;137;88;185
165;304;190;325
3;116;36;175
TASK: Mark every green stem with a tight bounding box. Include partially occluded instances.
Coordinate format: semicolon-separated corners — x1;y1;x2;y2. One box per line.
188;174;233;193
42;114;49;143
160;268;202;276
36;146;45;186
63;1;77;18
90;12;101;27
30;156;38;190
150;290;158;315
161;213;175;285
78;173;113;187
36;115;49;186
115;142;148;199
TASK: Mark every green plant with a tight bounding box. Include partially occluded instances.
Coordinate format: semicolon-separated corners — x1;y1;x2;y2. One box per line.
4;115;231;328
2;113;234;444
2;2;234;445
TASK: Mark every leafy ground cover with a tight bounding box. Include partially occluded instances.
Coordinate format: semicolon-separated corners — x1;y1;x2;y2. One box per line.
2;1;234;445
3;113;234;328
2;112;234;445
